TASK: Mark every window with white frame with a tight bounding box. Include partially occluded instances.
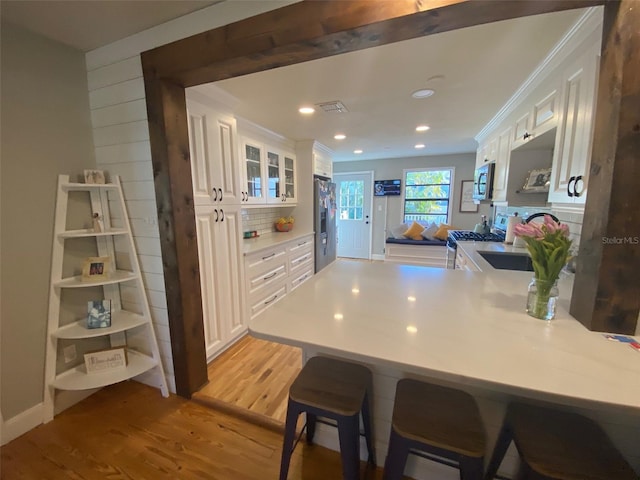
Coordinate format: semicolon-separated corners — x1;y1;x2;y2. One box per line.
403;168;453;225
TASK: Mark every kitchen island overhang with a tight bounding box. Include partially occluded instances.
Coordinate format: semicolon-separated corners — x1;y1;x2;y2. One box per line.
249;260;640;477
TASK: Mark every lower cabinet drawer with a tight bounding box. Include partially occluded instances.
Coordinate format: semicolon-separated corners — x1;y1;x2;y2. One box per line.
249;283;287;319
289;267;313;291
246;245;287;277
247;262;287;297
289;248;313;275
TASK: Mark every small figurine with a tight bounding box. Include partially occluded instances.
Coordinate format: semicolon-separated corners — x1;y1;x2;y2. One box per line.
92;213;104;233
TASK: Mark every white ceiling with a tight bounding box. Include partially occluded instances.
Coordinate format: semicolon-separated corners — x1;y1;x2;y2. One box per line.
1;1;586;163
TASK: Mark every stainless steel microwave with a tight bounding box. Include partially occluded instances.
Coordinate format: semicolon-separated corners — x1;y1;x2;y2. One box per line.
473;163;495;201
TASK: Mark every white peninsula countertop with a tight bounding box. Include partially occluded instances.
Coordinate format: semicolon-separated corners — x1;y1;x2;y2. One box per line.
250;260;640;413
242;230;314;255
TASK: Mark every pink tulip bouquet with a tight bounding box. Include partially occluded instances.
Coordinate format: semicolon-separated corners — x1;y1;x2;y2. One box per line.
514;216;572;319
513;215;572;284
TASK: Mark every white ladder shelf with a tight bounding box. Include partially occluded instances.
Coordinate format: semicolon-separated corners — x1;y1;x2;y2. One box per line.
43;174;169;422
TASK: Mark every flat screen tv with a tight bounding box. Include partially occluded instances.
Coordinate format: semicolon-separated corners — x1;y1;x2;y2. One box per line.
374;179;401;196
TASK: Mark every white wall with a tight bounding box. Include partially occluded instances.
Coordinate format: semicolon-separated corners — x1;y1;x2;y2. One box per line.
84;1;299;393
1;22;96;441
334;154;492;256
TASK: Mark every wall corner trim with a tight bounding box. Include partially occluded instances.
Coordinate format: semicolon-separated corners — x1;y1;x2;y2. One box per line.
1;403;43;446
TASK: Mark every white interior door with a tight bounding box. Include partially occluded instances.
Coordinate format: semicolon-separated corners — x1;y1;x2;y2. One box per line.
335;172;373;259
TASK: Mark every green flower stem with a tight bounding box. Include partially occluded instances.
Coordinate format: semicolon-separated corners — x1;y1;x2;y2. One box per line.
531;279;555;319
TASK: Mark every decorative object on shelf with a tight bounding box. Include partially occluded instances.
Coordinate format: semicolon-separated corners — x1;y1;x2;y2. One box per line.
514;215;572;320
275;216;294;232
81;256;111;282
92;212;104;233
521;167;552;192
84;169;106;184
459;180;478;213
87;299;111;329
84;347;127;374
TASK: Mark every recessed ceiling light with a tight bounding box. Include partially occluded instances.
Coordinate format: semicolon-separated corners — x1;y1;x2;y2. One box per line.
416;125;430;132
406;325;418;333
415;144;426;149
334;133;346;140
334;313;344;320
354;149;363;154
298;106;315;114
411;88;435;99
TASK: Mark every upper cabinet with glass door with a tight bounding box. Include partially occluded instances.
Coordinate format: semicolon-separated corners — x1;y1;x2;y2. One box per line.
265;148;297;204
241;138;266;204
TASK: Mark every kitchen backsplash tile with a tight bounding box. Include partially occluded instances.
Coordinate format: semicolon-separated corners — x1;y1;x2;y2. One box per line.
493;204;583;251
242;207;295;236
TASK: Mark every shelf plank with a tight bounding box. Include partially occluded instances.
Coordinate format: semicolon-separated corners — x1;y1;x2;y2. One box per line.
58;228;128;238
55;270;138;288
52;350;157;391
61;182;118;191
53;311;148;339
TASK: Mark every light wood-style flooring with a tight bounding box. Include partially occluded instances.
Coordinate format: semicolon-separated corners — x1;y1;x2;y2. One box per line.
1;381;383;479
194;334;302;425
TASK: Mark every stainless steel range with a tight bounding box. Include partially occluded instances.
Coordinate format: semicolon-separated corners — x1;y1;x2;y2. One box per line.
446;229;505;269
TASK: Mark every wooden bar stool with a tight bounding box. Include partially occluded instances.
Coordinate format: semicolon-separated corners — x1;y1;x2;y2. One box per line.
383;378;486;480
484;402;638;480
279;356;375;480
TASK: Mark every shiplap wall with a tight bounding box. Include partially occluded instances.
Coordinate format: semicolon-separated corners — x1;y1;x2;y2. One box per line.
84;1;299;392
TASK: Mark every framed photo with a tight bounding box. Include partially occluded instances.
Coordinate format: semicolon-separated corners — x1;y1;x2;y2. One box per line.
87;299;112;329
84;347;128;375
522;168;552;192
459;180;479;213
81;256;111;282
84;169;106;184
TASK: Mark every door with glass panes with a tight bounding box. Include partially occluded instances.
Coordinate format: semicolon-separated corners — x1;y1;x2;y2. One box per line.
335;172;373;259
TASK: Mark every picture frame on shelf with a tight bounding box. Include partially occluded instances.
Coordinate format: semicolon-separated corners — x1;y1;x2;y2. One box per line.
459;180;479;213
84;169;106;184
84;347;128;374
522;168;552;192
81;256;111;282
87;299;111;329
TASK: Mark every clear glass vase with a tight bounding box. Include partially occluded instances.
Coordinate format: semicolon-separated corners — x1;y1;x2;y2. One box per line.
526;278;559;320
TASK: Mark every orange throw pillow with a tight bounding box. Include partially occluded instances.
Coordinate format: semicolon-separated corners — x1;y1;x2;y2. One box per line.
403;221;425;241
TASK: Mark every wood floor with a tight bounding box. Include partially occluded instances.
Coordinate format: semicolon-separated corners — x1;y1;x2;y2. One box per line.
1;381;384;479
194;334;302;425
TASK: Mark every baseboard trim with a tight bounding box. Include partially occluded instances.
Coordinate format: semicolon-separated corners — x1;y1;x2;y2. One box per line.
1;402;43;446
371;254;385;261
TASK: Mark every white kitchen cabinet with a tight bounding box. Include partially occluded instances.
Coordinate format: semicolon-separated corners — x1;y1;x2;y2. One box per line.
240;138;267;205
475;136;497;170
195;205;246;360
491;126;513;202
44;175;169;422
187;100;243;206
244;234;314;320
511;88;559;150
455;247;480;272
547;36;599;205
265;147;297;205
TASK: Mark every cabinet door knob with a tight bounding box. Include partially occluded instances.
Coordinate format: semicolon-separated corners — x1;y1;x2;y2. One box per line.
220;209;224;222
523;132;532;140
214;209;219;222
567;176;576;197
212;188;218;201
218;188;223;201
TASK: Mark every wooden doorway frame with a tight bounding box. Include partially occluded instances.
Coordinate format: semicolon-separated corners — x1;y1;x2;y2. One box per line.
141;0;639;397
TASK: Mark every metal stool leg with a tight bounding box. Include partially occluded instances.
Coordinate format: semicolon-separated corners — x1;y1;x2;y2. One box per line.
361;391;376;465
383;428;411;480
460;456;485;480
306;412;317;444
484;421;513;480
279;400;301;480
337;413;361;480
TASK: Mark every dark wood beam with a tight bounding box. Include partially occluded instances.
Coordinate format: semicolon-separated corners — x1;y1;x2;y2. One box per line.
142;75;208;397
141;0;617;396
143;0;603;87
570;0;640;334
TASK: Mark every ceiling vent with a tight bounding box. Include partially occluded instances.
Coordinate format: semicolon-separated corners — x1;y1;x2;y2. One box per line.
315;100;349;113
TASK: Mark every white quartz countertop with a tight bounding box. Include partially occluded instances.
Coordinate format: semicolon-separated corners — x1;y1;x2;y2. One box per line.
242;231;314;255
250;260;640;413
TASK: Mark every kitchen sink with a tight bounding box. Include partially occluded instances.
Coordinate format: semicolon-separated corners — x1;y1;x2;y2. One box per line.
478;251;534;272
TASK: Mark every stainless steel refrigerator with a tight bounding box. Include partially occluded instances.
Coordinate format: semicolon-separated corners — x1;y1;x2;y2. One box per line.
314;177;337;273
